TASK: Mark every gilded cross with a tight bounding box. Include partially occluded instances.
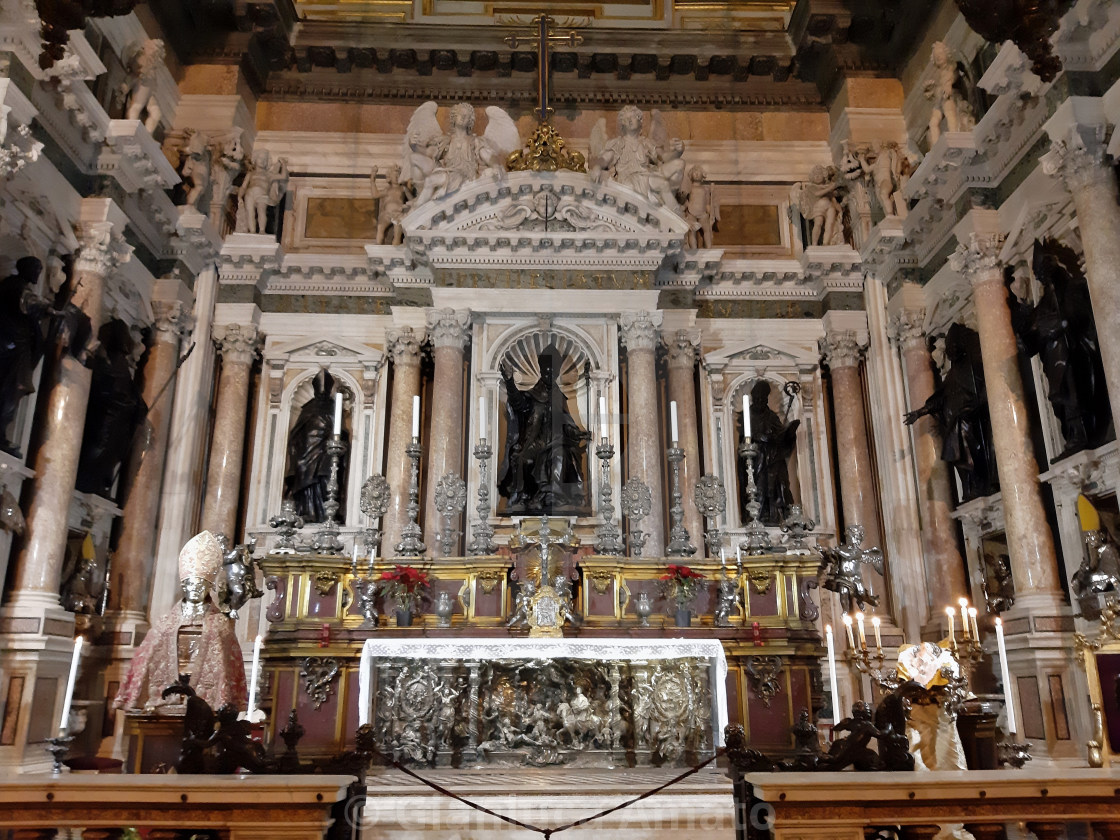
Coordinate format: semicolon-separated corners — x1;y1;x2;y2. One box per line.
505;15;582;122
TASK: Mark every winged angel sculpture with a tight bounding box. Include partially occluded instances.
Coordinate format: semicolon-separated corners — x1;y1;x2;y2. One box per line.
588;106;686;212
402;102;521;208
817;524;883;613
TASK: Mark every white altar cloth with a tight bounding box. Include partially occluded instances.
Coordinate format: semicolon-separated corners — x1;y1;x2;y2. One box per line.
358;637;729;746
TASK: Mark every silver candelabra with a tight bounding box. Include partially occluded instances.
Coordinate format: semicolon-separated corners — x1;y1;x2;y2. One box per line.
310;434;346;553
594;439;625;556
468;438;497;555
665;444;696;557
738;438;772;555
394;437;426;557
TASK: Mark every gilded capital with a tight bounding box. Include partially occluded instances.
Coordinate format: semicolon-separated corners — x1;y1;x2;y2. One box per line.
664;328;700;368
212;323;261;364
888;308;927;350
151;300;194;342
819;329;864;369
73;220;133;277
387;326;424;365
619;310;662;352
1040;125;1111;192
426;308;471;351
949;233;1005;284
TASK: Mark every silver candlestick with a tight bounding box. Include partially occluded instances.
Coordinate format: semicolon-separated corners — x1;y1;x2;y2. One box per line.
694;474;727;558
594;439;625;556
665;445;696;557
738;438;772;555
468;439;497;555
46;733;73;776
310;434;346;553
394;437;426;557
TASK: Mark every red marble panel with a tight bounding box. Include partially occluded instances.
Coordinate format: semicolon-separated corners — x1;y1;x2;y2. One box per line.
586;589;615;617
288;576;301;619
725;667;742;726
306;584;340;620
431;577;467;616
789;666;810;717
473;582;504;617
746;580;779;616
744;668;791;749
293;668;341;749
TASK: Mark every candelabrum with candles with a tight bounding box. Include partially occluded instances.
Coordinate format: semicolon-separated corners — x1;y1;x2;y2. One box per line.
841;612;898;686
468;437;497;556
594;439;625;556
395;437;427;557
310;434;347;553
737;438;772;555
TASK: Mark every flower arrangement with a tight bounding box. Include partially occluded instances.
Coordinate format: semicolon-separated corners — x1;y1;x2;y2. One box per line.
375;565;431;611
659;564;705;607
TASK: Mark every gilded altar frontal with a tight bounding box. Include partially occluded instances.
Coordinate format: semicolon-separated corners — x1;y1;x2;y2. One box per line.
2;0;1120;836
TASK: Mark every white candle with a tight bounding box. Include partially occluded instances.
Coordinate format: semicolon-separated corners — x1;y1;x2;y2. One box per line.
599;395;608;440
358;641;371;727
411;394;420;439
351;542;359;568
743;393;752;440
842;613;855;648
994;617;1017;736
855;611;866;649
58;637;83;735
959;598;970;640
720;547;726;567
669;400;679;444
479;396;487;441
871;615;882;652
246;634;263;717
969;607;980;641
333;391;343;436
736;544;742;565
825;625;841;720
945;606;956;646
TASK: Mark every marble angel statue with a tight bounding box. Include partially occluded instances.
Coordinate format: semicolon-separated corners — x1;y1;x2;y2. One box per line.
588;106;685;211
679;165;719;248
792;164;845;247
401;101;521;208
924;41;978;145
119;39;165;133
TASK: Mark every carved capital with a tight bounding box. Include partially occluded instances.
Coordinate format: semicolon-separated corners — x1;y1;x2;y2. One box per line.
212;323;261;365
888;308;927;350
664;328;700;368
1041;125;1111;192
73;221;132;277
819;330;864;369
151;299;193;342
426;308;471;351
387;326;424;365
949;233;1006;285
619;310;662;352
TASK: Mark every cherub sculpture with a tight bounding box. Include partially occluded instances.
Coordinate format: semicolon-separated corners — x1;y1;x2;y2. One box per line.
1073;529;1120;619
680;165;719;249
401;102;521;208
589;106;685;210
924;41;977;145
179;130;212;210
793;165;845;246
369;164;409;245
120;39;165;133
818;524;883;614
235;149;289;235
209;130;245;226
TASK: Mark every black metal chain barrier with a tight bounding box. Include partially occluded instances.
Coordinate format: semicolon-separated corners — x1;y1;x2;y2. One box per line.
368;744;726;838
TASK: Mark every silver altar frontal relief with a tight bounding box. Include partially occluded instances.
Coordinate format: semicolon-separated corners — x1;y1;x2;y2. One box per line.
357;637;728;768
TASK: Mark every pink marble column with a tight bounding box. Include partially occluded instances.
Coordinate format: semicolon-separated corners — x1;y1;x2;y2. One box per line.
424;309;470;557
620;311;665;557
8;220;129;610
109;300;191;625
382;327;424;556
890;308;967;611
665;329;704;552
1041;125;1120;422
950;233;1063;597
199;323;260;540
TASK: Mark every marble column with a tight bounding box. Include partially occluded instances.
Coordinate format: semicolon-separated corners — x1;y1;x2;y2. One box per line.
199;323;260;541
382;327;424;556
424;309;470;557
820;330;885;587
1040;122;1120;422
108;301;191;629
665;329;704;553
890;308;967;612
950;232;1063;597
620;311;665;557
8;217;130;613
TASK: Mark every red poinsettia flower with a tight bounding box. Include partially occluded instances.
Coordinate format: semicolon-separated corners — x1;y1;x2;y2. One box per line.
375;564;431;609
659;564;706;606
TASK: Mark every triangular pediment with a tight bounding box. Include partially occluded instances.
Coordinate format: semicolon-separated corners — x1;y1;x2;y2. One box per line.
400;170;689;271
269;336;382;362
728;344;798;363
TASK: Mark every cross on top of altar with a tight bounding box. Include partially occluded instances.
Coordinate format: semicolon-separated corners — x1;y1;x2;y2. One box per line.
504;15;583;123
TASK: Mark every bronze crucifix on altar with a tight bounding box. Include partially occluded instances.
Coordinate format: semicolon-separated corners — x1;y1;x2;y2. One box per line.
505;15;583;122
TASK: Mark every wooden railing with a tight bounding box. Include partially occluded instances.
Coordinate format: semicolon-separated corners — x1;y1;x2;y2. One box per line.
0;774;358;840
737;768;1120;840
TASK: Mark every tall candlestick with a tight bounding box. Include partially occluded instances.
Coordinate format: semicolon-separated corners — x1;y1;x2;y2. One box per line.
871;615;882;652
669;400;679;444
358;642;371;727
969;607;980;641
411;394;420;439
599;395;608;440
825;624;840;721
58;637;83;735
945;607;956;648
479;396;487;441
742;393;752;440
855;611;867;649
246;634;263;717
994;617;1017;735
842;613;855;649
959;598;970;640
333;391;343;436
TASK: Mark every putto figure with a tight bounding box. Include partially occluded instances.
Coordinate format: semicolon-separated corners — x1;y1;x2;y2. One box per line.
793;165;845;246
401;101;521;208
589;106;686;210
818;524;884;614
235;149;289;235
369;164;409;245
120;39;165;133
680;165;719;249
924;41;977;145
